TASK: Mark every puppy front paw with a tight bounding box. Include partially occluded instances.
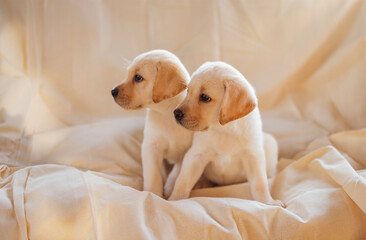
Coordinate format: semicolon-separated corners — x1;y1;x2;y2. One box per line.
266;199;286;208
168;192;189;201
143;185;163;198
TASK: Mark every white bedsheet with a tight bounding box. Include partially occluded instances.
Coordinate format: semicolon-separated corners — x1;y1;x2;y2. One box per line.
1;0;366;239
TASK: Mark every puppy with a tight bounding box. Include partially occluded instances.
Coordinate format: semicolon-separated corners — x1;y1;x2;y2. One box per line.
169;62;284;207
112;50;193;198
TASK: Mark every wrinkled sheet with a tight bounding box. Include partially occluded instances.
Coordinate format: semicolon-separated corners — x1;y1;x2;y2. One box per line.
1;0;366;239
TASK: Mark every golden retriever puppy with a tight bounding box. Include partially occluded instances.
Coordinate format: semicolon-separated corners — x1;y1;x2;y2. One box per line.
112;50;193;198
169;62;284;207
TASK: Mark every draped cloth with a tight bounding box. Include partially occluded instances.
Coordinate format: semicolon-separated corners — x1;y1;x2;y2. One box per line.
1;1;366;239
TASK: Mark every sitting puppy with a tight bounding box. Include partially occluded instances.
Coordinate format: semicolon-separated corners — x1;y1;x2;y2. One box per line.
111;50;193;198
169;62;284;207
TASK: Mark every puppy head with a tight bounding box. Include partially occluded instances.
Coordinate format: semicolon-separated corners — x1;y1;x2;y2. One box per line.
174;62;257;131
112;50;189;110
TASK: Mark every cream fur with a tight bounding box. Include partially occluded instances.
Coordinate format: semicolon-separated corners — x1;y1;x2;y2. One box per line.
112;50;193;198
169;62;284;207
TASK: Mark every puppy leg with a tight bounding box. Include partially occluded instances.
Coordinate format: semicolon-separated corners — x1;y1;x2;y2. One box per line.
164;162;182;199
263;133;279;178
243;151;285;207
168;148;211;201
141;141;166;198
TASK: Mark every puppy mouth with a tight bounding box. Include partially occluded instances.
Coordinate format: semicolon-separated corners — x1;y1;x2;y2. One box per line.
114;97;143;110
178;119;207;131
119;104;143;110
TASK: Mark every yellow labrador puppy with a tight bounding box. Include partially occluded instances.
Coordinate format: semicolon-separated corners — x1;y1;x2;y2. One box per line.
112;50;193;198
169;62;284;207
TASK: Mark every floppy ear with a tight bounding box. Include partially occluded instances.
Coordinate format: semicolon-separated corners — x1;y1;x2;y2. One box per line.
152;61;188;103
219;78;257;125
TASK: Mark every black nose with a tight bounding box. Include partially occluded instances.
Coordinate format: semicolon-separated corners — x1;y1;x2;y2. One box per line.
174;109;184;121
111;88;119;98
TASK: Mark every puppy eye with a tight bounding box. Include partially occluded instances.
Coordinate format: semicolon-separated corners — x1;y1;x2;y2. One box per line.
200;93;212;102
134;74;144;82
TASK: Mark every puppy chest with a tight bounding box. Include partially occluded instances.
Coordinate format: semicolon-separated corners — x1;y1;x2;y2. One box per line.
165;137;192;164
204;154;247;185
211;136;244;153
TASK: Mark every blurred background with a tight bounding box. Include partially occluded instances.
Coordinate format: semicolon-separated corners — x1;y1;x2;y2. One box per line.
1;0;366;163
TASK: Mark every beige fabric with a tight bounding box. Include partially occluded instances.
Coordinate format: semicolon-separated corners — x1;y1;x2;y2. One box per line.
1;0;366;239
